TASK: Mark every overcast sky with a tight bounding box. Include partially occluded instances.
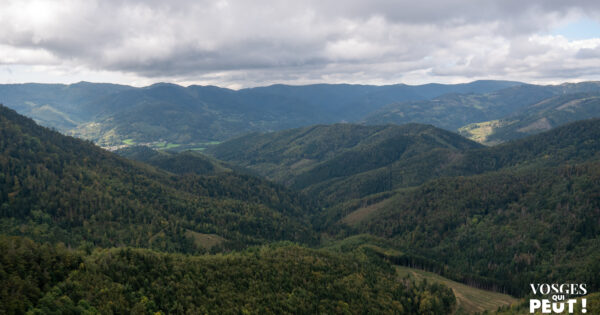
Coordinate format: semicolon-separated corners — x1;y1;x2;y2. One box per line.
2;0;600;88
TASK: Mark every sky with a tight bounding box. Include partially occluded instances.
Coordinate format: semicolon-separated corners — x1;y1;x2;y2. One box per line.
2;0;600;89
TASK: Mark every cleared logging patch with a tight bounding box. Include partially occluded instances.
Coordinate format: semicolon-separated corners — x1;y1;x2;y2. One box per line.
396;265;517;314
185;230;226;250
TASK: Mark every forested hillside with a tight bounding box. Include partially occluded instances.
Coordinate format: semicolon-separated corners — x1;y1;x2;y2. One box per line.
0;82;133;131
210;119;600;206
0;236;456;314
115;146;233;176
0;105;317;253
341;162;600;296
0;104;464;314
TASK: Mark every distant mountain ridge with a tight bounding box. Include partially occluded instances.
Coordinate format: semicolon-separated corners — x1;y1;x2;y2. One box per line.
3;79;599;149
0;80;521;148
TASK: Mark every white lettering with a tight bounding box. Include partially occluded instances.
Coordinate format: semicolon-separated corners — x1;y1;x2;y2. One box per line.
531;284;540;294
541;299;552;313
552;302;565;313
566;299;577;313
530;299;541;313
540;284;551;295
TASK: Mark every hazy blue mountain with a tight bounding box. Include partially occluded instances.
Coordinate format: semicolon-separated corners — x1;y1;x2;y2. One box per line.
0;82;133;131
0;80;522;148
237;80;523;122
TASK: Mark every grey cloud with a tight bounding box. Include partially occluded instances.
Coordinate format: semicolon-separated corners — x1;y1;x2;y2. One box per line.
1;0;600;86
576;47;600;59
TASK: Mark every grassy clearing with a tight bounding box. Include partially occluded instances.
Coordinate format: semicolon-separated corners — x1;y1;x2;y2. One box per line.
458;120;503;144
122;139;136;145
396;265;517;314
164;143;181;149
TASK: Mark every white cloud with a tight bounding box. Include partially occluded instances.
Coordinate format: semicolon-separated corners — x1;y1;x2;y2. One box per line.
1;0;600;87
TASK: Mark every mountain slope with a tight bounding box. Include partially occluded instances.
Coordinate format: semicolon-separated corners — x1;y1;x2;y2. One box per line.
459;93;600;144
364;81;600;131
0;105;317;252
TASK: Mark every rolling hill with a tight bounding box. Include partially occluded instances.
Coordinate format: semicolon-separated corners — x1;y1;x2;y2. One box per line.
206;123;483;204
0;82;133;131
319;118;600;224
2;80;600;313
206;117;600;298
208;118;600;206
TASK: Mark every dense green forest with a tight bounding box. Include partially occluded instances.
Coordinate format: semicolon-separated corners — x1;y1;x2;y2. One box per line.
0;235;456;314
307;120;600;297
0;105;318;253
